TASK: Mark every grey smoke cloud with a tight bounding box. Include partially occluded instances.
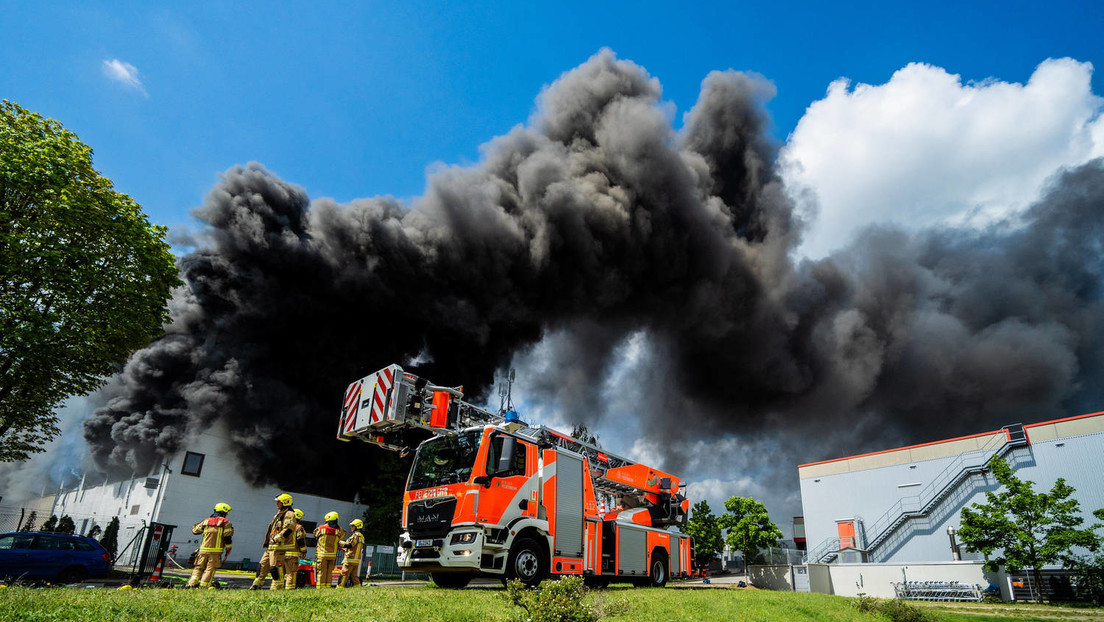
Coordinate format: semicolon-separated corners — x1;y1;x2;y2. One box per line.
79;49;1104;515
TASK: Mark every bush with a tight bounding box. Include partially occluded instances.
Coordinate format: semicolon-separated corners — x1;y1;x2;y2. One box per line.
1070;554;1104;605
55;515;76;535
99;517;120;562
854;593;934;622
40;515;58;533
501;577;598;622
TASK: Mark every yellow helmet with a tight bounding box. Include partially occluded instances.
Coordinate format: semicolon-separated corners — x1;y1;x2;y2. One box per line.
214;502;232;513
324;511;339;522
350;518;364;530
294;508;304;520
275;493;293;507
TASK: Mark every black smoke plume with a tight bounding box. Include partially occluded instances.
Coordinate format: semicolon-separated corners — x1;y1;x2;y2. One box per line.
84;50;1104;503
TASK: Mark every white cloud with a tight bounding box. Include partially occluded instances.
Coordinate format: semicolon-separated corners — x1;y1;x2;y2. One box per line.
101;58;148;97
782;58;1104;258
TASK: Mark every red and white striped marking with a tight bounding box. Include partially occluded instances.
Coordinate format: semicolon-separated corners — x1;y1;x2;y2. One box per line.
369;367;395;423
341;380;363;435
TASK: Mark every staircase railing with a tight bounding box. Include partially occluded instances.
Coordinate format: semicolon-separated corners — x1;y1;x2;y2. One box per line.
804;537;840;564
864;424;1027;555
804;424;1028;564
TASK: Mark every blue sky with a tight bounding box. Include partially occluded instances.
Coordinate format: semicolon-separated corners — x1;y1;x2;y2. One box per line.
4;2;1104;519
3;1;1101;233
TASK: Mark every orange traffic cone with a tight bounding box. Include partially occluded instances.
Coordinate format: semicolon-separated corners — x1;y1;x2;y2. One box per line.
148;559;163;582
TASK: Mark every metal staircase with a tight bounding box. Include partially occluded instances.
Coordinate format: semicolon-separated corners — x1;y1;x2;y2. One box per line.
805;424;1029;564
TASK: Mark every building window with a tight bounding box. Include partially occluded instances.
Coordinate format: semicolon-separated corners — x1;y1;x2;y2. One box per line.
181;451;205;477
302;521;318;547
130;504;141;515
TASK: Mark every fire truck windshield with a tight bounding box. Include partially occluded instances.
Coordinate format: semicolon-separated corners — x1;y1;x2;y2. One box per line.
407;430;482;490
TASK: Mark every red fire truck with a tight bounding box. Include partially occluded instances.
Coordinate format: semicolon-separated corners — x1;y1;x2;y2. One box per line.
338;364;692;588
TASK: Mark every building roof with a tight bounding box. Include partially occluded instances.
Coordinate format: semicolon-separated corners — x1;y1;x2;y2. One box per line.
798;410;1104;479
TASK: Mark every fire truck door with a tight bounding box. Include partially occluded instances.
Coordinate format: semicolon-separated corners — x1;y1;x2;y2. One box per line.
476;435;534;525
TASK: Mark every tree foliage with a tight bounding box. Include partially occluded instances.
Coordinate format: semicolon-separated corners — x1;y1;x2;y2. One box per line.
55;515;75;535
0;100;180;461
958;457;1103;601
569;424;600;447
99;516;120;561
40;514;58;532
19;510;37;531
684;500;724;566
359;453;409;545
719;496;782;567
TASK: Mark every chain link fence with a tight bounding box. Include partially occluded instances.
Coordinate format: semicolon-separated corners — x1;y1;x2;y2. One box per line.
762;546;807;566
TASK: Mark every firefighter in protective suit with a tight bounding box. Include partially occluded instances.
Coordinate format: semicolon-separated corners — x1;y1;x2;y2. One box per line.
337;518;366;588
250;493;298;590
186;503;233;589
313;511;346;588
284;508;308;589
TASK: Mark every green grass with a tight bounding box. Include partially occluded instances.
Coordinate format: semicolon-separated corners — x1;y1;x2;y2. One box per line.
1;584;1101;622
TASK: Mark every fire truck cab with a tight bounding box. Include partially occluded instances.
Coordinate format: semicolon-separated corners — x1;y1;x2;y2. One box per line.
339;364;692;588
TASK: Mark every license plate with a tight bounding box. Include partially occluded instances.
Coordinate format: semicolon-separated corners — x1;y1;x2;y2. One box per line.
415;539;434;548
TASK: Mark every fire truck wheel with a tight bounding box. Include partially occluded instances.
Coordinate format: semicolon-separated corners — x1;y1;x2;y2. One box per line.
648;554;668;588
430;572;472;589
506;537;546;588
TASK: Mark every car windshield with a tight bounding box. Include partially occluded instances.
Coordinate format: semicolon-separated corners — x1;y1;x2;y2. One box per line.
407;430;482;491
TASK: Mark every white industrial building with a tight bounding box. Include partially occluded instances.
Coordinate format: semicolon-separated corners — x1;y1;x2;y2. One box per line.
798;411;1104;566
47;425;367;568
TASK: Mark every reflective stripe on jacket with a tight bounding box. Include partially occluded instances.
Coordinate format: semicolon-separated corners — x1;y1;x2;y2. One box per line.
265;508;297;551
313;524;347;560
193;516;233;554
287;524;307;558
341;532;365;564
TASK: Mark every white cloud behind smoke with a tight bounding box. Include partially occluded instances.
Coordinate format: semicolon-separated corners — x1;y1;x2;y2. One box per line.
783;58;1104;259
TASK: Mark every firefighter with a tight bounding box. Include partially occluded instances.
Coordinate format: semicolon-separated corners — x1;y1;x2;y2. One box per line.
250;493;298;590
337;518;365;588
283;508;309;589
313;511;346;588
186;502;233;589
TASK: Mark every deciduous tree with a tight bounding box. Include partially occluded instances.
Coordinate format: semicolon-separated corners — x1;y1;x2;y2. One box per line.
0;100;179;461
684;500;723;566
958;457;1103;601
719;496;782;569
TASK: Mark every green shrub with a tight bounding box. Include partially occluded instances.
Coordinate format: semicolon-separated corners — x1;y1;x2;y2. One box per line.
501;577;598;622
1070;554;1104;605
853;593;934;622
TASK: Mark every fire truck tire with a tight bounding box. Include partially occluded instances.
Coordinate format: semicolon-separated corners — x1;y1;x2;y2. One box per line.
430;572;472;589
647;553;668;588
506;537;546;588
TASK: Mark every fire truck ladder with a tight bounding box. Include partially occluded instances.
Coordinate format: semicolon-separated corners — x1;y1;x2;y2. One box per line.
339;364;687;523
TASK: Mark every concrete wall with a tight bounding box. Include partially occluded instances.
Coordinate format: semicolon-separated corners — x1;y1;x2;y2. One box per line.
748;564;795;591
808;561;1009;600
809;564;832;595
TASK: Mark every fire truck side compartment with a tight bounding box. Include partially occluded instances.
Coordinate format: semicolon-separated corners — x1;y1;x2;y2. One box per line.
618;527;646;575
554;451;584;558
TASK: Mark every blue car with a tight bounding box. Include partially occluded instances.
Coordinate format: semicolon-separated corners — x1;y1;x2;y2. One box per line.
0;532;112;583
